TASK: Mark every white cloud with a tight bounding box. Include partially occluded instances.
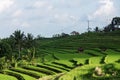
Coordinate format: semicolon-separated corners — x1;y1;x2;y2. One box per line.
33;0;54;12
59;0;81;8
11;19;30;28
12;10;23;17
21;22;30;28
89;0;115;20
0;0;14;13
33;1;48;8
53;13;77;24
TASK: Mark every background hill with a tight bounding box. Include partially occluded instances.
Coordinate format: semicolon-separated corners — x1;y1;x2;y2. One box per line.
37;31;120;49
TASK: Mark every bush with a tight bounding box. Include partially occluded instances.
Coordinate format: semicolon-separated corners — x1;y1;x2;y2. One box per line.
18;60;28;67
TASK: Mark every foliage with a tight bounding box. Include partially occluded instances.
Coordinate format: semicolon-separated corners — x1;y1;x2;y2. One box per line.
0;42;12;59
10;30;25;58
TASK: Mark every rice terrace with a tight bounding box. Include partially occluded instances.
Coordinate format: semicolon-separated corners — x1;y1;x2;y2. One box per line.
0;0;120;80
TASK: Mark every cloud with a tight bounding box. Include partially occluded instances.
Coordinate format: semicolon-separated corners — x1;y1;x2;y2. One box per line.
59;0;81;8
33;0;54;10
51;13;77;24
33;1;48;8
88;0;115;20
12;10;23;17
0;0;119;38
0;0;14;13
11;19;30;28
21;22;30;28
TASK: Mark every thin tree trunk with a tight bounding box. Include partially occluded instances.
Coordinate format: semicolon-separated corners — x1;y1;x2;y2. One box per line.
18;44;21;58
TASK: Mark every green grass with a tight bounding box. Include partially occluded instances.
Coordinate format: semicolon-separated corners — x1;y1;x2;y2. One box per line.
1;48;120;80
59;64;100;80
89;57;103;64
84;50;104;56
53;52;91;60
73;58;88;65
9;68;46;79
38;31;120;49
45;62;71;71
26;31;120;79
5;70;36;80
0;74;17;80
22;65;56;75
105;55;120;63
36;63;65;73
59;63;120;80
53;60;74;68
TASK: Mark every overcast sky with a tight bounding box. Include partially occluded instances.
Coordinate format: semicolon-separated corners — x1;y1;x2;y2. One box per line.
0;0;120;38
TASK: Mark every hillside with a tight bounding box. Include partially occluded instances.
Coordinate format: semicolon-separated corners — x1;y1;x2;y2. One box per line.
0;31;120;80
38;31;120;49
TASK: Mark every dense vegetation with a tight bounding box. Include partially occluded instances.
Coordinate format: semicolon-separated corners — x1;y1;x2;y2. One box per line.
0;17;120;80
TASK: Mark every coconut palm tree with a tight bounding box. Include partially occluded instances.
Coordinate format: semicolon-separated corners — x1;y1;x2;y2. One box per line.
10;30;25;58
25;33;34;48
25;33;36;62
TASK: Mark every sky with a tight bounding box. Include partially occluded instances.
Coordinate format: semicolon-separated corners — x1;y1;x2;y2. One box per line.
0;0;120;38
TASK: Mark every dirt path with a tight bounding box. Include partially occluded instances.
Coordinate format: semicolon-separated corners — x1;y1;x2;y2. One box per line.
53;73;65;80
38;73;65;80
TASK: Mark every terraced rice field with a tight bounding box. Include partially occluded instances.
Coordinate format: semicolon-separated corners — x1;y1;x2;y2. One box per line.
0;49;120;80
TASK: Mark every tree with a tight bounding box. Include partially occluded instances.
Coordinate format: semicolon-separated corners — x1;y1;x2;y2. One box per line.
94;27;99;32
10;30;25;58
61;33;69;37
104;24;111;32
25;33;36;62
27;47;36;62
2;38;16;52
70;31;79;35
25;33;34;48
111;17;120;31
0;42;12;59
35;34;44;40
52;34;61;38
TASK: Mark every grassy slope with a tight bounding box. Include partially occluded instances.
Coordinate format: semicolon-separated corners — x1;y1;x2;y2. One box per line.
1;31;120;80
38;31;120;49
59;63;120;80
36;31;120;80
0;74;17;80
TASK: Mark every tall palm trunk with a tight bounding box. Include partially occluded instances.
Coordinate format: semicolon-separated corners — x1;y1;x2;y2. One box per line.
18;45;21;58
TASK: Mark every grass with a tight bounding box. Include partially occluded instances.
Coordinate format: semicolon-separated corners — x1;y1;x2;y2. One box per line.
89;56;103;64
22;65;56;75
73;58;89;65
105;54;120;63
36;63;64;73
59;64;100;80
5;70;36;80
9;68;46;79
45;62;71;71
53;60;74;68
59;63;120;80
0;48;120;80
38;32;120;49
0;74;17;80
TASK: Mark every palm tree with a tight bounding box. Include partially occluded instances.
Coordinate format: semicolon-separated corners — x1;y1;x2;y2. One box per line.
25;33;36;62
25;33;34;48
10;30;25;58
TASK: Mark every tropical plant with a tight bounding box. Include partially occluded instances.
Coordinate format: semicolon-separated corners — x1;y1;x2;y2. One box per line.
0;42;12;59
25;33;34;49
10;30;25;58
